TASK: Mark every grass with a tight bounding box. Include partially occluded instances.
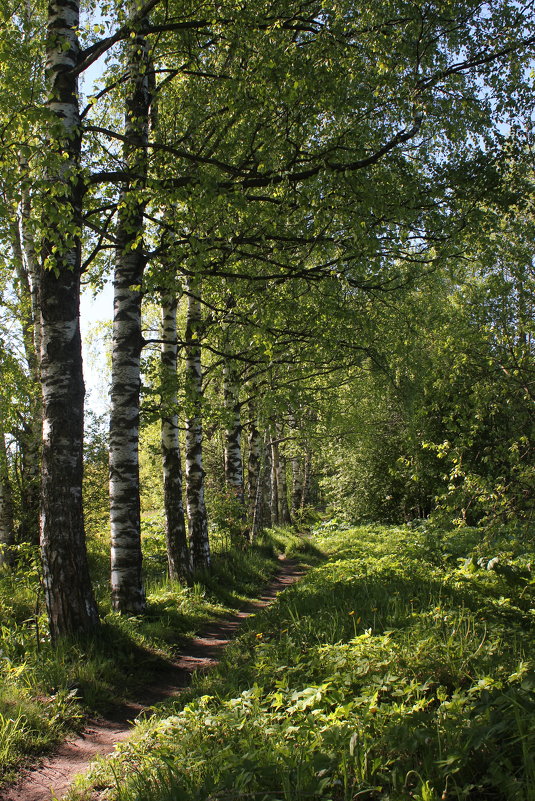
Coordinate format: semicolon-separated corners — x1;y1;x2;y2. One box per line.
67;521;535;801
0;523;315;787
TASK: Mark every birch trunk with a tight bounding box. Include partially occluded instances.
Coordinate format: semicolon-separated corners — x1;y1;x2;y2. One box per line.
270;432;280;525
273;423;291;525
0;429;15;568
18;162;42;362
184;276;210;570
11;193;41;545
109;1;151;614
161;291;191;582
246;399;261;538
291;453;305;517
288;415;304;518
278;452;292;525
223;358;245;505
301;449;312;510
261;432;272;528
39;0;98;639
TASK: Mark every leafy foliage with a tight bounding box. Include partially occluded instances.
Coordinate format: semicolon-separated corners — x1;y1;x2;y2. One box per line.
0;526;306;785
76;524;535;801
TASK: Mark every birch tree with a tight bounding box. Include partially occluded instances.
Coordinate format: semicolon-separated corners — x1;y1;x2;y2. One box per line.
269;428;280;526
160;289;191;581
223;357;245;507
0;0;531;626
277;444;292;526
184;275;210;569
10;188;41;545
291;449;305;519
109;1;153;614
261;433;273;528
0;4;45;550
0;425;15;568
246;397;262;539
39;0;98;639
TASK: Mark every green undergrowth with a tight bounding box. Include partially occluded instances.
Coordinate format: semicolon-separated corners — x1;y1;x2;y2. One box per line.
70;523;535;801
0;526;313;786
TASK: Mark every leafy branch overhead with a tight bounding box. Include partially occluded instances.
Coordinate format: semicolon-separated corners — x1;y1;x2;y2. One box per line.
0;0;533;692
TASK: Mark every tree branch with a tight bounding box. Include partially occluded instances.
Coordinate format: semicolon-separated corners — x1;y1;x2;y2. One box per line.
75;0;163;76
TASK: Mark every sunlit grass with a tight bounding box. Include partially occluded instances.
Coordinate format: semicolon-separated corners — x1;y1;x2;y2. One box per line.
0;524;308;786
71;523;535;801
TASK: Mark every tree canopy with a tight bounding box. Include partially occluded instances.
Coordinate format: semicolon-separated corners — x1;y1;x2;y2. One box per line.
0;0;532;640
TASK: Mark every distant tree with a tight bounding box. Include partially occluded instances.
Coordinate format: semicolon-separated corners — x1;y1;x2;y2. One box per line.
184;275;210;569
0;424;15;568
160;288;191;581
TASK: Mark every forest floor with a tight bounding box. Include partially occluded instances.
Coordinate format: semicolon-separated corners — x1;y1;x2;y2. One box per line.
72;523;532;801
3;556;306;801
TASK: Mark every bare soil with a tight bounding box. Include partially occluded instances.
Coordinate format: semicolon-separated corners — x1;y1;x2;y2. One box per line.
2;557;305;801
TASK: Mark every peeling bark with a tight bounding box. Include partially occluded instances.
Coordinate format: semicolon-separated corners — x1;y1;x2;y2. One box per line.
109;0;152;614
39;0;98;640
161;291;191;582
184;276;210;570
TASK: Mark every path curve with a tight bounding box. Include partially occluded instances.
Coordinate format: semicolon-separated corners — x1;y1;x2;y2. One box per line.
3;557;305;801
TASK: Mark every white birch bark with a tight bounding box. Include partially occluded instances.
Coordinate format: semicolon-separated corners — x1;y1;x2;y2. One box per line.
39;0;98;639
184;276;210;570
109;1;151;614
161;291;191;581
109;257;145;613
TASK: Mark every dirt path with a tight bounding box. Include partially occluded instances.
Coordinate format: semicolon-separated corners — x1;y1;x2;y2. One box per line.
3;558;304;801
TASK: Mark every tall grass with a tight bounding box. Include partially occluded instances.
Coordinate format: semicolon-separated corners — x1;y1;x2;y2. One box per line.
71;523;535;801
0;525;311;786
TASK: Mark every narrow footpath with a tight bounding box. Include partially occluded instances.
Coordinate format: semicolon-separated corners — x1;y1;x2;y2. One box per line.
4;557;305;801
